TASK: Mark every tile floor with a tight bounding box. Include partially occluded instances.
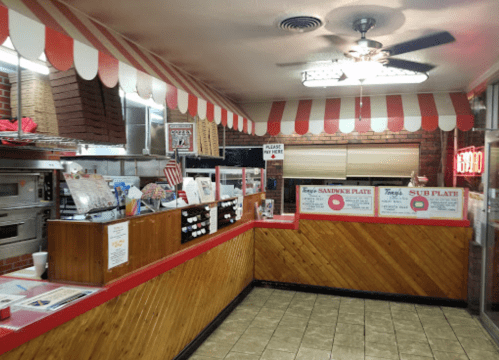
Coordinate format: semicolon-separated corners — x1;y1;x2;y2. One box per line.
189;288;499;360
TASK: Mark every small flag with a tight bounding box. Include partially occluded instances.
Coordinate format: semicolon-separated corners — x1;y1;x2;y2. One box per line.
164;149;183;186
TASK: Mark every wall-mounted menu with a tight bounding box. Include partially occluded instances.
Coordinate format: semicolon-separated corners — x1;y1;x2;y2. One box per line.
378;187;464;219
300;186;375;216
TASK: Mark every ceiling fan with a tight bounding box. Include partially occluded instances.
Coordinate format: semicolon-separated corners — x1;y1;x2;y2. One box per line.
279;17;456;79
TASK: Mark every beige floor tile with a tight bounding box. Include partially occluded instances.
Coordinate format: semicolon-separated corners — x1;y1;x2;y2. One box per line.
242;326;274;338
419;317;449;327
446;316;477;327
189;355;223;360
335;322;364;335
231;334;271;355
258;307;286;319
312;307;339;317
260;348;297;360
391;311;420;322
366;312;393;321
396;329;428;342
305;323;336;336
466;348;499;360
365;341;399;359
333;333;364;348
337;313;364;325
433;350;469;360
365;323;395;334
399;355;434;360
365;357;400;360
424;326;458;341
263;299;292;310
459;336;498;353
217;320;251;334
331;344;364;360
393;320;423;333
428;338;465;354
301;333;334;351
452;325;483;339
309;314;338;326
398;339;433;357
248;316;281;330
339;306;365;315
223;352;260;360
279;314;309;329
365;331;397;345
273;324;307;339
195;340;234;358
441;307;472;318
271;289;295;298
208;329;243;344
285;306;313;319
266;335;302;353
296;346;331;360
390;303;416;312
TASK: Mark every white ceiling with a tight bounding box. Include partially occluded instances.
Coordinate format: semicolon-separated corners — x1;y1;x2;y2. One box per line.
60;0;499;104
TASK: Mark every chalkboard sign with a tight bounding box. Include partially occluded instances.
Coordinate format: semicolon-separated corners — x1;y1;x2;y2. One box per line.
186;147;264;169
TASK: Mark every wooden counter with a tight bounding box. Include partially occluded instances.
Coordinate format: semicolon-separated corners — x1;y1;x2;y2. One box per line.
48;193;264;286
0;208;473;359
255;219;472;300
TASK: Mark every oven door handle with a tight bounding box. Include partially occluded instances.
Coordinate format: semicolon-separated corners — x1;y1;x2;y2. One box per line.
0;220;26;227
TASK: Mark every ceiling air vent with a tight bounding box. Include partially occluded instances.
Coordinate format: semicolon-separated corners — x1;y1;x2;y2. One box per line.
278;16;323;33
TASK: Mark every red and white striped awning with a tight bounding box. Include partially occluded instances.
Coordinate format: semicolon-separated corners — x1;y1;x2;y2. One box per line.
243;93;474;136
0;2;254;134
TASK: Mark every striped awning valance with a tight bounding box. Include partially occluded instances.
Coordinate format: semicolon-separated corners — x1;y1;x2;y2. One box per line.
0;3;253;134
243;92;474;136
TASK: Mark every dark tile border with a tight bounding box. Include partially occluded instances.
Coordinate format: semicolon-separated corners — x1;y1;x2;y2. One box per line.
173;282;254;360
254;280;468;308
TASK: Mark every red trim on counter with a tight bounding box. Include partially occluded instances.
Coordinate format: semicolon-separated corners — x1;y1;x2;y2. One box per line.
299;213;470;227
0;221;254;355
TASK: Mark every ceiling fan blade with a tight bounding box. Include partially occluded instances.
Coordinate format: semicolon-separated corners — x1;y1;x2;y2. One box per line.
384;31;455;56
386;59;436;73
338;72;347;81
276;60;332;68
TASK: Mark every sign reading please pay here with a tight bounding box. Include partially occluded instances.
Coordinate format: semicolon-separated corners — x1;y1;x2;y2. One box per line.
378;187;464;219
300;186;375;216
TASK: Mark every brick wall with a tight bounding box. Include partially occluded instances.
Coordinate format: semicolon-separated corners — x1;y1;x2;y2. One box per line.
0;254;34;276
219;125;449;213
0;71;11;119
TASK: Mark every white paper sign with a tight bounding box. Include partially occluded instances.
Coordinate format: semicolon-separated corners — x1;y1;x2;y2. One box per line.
300;186;375;216
0;294;25;308
108;222;129;269
263;144;284;160
209;206;218;234
378;187;464;219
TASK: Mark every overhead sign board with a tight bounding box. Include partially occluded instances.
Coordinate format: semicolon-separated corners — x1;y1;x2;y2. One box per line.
263;144;284;160
300;186;376;216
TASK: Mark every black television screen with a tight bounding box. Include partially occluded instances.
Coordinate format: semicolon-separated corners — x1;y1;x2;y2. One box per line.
185;147;264;169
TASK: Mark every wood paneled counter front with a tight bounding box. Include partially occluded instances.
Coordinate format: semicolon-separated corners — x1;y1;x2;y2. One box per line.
0;203;472;359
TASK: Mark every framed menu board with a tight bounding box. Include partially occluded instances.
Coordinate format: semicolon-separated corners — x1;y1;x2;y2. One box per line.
300;186;375;216
64;173;117;214
378;187;464;220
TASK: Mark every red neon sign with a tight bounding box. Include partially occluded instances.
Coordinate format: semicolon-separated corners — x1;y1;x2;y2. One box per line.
455;146;484;176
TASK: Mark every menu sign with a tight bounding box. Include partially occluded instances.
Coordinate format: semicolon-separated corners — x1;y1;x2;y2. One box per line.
378;187;464;219
300;186;375;216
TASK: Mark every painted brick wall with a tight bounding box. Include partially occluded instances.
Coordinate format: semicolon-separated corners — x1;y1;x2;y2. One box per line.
0;254;34;276
219;125;447;214
0;71;11;119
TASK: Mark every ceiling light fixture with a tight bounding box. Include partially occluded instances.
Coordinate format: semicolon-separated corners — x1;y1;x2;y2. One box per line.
302;64;428;88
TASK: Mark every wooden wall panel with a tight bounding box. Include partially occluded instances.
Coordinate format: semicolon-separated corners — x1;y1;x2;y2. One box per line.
3;231;254;360
255;220;472;300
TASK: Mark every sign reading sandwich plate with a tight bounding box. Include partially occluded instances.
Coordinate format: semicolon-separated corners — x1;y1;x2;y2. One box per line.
263;144;284;160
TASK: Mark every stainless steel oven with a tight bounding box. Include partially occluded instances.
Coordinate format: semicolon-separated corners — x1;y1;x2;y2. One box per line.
0;159;61;260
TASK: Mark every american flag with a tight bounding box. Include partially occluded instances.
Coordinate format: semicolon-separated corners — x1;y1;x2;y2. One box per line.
164;150;183;186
